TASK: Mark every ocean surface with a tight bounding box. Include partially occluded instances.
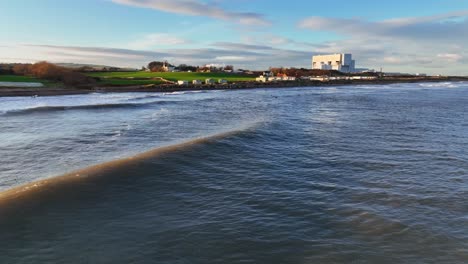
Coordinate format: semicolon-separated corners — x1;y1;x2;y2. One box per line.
0;82;467;263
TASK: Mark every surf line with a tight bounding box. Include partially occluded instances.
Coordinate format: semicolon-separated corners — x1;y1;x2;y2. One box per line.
0;126;255;206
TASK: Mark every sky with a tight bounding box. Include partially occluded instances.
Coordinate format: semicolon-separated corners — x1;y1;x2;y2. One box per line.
1;0;468;75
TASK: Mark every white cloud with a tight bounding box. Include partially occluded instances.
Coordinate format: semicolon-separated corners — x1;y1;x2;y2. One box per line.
298;10;468;41
437;53;463;62
111;0;271;26
297;11;468;74
0;43;312;70
214;56;256;62
128;33;190;49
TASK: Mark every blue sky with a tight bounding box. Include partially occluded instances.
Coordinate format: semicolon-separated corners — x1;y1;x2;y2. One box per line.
1;0;468;74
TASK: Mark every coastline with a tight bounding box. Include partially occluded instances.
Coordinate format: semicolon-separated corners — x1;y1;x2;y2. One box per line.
0;76;466;97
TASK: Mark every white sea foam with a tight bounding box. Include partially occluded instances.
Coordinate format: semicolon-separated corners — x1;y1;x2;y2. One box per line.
0;92;169;114
417;82;467;88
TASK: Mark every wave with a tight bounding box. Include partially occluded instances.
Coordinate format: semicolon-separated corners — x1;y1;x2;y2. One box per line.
2;103;142;115
417;82;468;88
163;90;204;95
1;93;219;116
1;100;172;116
0;124;259;206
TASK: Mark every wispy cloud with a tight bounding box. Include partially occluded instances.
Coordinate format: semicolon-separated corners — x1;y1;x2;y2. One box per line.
128;33;191;50
0;43;311;70
437;53;463;62
298;10;468;41
297;11;468;74
111;0;271;26
212;42;274;51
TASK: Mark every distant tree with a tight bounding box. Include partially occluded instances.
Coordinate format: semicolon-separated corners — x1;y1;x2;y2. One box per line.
177;64;197;72
12;64;32;75
61;71;96;86
0;64;13;74
224;65;234;71
30;61;64;80
270;67;285;75
147;61;164;72
148;61;173;72
77;66;95;72
12;61;95;86
209;65;221;72
198;66;210;72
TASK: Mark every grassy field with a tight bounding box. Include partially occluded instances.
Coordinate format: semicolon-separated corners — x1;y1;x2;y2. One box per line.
0;75;60;88
99;79;166;86
0;75;44;83
87;71;256;83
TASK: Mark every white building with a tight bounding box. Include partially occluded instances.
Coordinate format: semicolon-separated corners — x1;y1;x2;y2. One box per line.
177;80;188;86
256;76;269;82
192;80;202;85
162;62;175;72
256;75;297;82
205;79;215;84
312;53;356;73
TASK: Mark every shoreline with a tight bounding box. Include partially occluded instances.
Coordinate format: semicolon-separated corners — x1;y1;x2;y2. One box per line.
0;77;467;97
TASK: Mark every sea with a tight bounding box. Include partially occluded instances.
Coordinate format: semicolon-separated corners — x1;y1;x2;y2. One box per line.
0;82;467;263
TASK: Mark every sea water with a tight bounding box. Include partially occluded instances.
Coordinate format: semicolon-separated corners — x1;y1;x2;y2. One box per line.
0;82;467;263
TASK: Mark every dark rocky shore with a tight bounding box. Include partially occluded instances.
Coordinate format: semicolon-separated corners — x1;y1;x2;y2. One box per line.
1;77;467;97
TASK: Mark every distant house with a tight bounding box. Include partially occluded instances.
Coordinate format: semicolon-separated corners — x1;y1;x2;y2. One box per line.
310;76;329;82
177;80;188;85
205;79;215;84
192;80;202;85
218;79;228;84
162;62;175;72
256;75;269;82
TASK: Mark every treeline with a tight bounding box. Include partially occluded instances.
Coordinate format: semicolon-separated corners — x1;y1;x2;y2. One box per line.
146;60;234;73
11;62;96;86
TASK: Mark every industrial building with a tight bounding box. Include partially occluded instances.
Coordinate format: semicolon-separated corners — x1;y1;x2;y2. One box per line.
312;53;356;73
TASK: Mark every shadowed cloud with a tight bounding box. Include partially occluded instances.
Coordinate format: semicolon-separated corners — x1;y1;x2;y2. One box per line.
297;11;468;74
111;0;271;26
299;10;468;41
2;43;311;70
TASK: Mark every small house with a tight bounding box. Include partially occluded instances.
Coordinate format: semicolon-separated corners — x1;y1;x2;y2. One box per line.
177;80;188;86
192;80;202;85
256;76;268;82
263;71;273;77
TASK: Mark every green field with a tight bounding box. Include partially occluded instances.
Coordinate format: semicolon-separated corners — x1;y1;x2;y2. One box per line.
0;75;44;83
87;71;256;84
99;79;166;86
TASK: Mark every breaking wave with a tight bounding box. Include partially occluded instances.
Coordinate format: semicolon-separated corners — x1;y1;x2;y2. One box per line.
0;123;259;204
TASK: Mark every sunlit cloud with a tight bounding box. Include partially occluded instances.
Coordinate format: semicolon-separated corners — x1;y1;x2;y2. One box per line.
111;0;271;26
297;11;468;74
128;33;191;50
